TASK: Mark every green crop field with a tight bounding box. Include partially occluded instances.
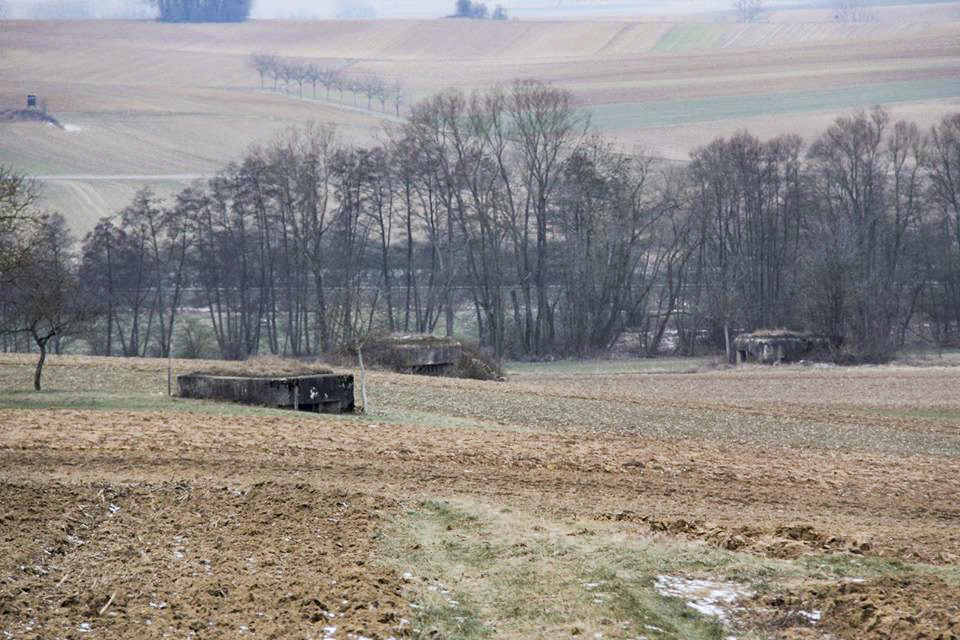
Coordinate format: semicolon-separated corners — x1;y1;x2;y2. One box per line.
590;77;960;130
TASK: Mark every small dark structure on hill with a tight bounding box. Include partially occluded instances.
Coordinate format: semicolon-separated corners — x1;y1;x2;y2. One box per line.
178;373;354;413
734;330;837;365
26;95;37;109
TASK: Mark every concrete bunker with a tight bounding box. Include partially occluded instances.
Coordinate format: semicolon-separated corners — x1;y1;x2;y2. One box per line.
177;373;354;413
734;330;837;365
366;334;464;376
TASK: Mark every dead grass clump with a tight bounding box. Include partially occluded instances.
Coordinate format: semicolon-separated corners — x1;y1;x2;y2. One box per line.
186;355;333;378
451;343;503;381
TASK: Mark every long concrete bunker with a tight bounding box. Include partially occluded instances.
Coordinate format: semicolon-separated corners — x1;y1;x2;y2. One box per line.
177;373;355;413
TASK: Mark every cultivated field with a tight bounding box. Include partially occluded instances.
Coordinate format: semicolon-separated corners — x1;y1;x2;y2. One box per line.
1;353;959;638
1;4;959;234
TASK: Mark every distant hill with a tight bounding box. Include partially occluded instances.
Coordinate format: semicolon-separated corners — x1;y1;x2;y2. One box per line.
1;11;958;233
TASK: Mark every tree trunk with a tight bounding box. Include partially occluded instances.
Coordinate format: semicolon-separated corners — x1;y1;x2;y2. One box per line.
32;330;54;391
724;320;733;364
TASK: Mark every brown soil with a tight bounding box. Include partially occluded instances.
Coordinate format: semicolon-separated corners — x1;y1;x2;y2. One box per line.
753;576;960;639
2;358;960;638
0;480;408;639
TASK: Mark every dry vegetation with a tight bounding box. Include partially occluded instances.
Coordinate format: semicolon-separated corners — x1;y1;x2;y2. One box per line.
1;353;959;638
1;7;959;234
184;355;334;377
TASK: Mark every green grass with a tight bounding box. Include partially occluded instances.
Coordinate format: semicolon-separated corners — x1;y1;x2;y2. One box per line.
506;356;711;376
0;388;329;417
589;78;960;130
652;24;728;53
380;499;738;639
378;498;951;640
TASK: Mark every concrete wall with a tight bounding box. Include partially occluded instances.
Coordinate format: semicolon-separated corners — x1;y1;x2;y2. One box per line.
177;374;354;413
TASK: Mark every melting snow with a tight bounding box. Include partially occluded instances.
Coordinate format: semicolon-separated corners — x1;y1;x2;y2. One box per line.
654;575;753;623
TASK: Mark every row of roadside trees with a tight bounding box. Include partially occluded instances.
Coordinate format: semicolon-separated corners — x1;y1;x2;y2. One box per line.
249;54;404;116
3;82;960;371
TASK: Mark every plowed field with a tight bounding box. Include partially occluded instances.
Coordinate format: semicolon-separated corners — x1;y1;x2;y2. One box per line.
1;355;959;638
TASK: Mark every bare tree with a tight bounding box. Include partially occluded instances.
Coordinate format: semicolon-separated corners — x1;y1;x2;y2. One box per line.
391;80;404;117
320;68;340;101
833;0;874;23
1;214;95;390
734;0;762;22
305;63;321;98
928;113;960;257
248;53;275;89
0;167;43;279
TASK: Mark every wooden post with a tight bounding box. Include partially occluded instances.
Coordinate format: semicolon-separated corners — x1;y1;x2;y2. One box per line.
358;346;368;413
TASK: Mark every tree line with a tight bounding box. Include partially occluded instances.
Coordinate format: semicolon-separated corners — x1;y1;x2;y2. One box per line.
151;0;251;22
249;54;404;116
3;82;960;369
452;0;508;20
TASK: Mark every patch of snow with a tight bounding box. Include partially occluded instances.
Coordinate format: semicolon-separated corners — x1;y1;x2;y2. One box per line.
149;602;168;609
78;622;92;633
108;504;120;514
800;610;822;623
63;124;85;133
654;575;753;624
322;625;337;639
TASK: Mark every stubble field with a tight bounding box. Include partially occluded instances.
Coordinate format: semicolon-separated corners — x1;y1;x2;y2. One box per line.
1;353;958;639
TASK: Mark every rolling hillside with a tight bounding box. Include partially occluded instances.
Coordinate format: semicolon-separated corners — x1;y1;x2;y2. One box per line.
1;7;959;234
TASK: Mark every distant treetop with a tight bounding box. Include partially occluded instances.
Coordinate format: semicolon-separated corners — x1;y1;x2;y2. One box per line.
452;0;507;20
151;0;252;22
